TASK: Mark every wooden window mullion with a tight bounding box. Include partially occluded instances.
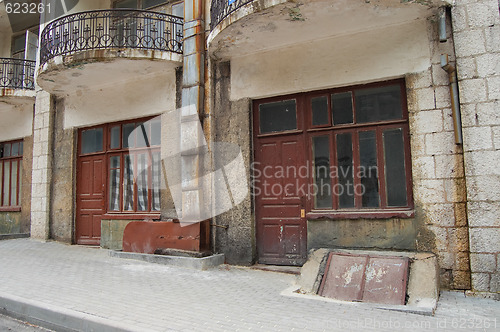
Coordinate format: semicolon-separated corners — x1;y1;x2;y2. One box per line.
376;126;387;208
330;132;339;210
133;152;138;212
352;130;362;209
16;159;20;206
0;161;3;206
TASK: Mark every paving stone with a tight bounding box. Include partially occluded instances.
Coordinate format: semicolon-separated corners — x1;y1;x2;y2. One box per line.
0;239;499;331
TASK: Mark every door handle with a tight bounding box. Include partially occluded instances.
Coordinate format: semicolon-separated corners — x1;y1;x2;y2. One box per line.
300;209;305;218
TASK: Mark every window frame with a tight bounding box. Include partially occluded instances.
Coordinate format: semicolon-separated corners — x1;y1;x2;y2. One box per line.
306;79;414;219
253;79;414;220
78;117;161;218
0;139;23;212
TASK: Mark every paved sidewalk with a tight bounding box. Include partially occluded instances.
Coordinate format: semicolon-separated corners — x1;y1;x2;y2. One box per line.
0;239;499;332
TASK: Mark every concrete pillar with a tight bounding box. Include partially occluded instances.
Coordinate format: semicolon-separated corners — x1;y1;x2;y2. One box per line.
451;0;500;294
30;90;53;240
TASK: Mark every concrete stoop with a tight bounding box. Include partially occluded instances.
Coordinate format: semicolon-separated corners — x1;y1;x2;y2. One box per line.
291;248;439;316
109;250;225;270
0;293;148;332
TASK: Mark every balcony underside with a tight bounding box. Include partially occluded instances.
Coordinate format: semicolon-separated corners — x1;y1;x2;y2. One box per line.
0;93;34;141
0;88;35;112
37;49;181;96
208;0;450;59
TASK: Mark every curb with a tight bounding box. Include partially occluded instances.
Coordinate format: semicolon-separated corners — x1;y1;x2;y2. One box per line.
0;293;153;332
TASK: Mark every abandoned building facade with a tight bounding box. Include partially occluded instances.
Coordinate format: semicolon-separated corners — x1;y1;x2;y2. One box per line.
0;0;499;295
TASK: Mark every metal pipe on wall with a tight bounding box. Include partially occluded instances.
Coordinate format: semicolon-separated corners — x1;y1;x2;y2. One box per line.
441;54;463;145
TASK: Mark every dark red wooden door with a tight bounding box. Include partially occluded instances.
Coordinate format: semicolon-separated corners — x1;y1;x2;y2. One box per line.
76;155;105;245
255;133;307;265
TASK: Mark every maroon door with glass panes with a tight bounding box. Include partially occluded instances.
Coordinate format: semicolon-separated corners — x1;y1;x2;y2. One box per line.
76;118;162;245
253;98;308;266
76;126;105;245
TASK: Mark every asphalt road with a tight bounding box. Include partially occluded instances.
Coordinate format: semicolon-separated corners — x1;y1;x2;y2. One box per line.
0;314;52;332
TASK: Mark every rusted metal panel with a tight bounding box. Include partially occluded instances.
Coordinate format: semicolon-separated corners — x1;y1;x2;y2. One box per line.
363;256;409;305
318;253;368;301
122;220;210;254
319;252;409;305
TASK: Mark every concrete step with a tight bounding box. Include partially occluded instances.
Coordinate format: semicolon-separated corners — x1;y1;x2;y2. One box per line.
109;250;225;270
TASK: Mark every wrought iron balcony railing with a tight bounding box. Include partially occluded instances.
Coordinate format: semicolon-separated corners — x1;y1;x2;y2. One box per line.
210;0;253;30
0;58;36;90
40;9;184;66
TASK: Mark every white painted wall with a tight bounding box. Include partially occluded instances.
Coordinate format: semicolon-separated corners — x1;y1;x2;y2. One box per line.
230;20;431;100
0;103;33;140
63;71;177;128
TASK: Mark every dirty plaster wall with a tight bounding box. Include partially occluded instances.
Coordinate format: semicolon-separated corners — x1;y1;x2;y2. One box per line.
451;0;500;294
0;5;12;58
211;61;255;265
0;212;21;234
0;31;11;58
49;98;75;243
211;13;472;289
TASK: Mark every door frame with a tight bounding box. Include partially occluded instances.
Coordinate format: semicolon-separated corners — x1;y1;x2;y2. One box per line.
75;124;108;245
252;93;308;265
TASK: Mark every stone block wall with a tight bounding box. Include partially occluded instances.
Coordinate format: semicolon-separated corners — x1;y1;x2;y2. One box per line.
31;90;53;240
452;0;500;294
406;14;471;290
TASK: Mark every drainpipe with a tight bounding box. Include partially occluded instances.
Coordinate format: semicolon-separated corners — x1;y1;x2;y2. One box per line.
439;7;462;145
441;54;463;145
180;0;205;221
438;7;448;43
440;7;471;290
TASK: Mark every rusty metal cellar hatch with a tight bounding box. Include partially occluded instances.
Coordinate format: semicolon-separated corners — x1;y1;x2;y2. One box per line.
318;252;410;305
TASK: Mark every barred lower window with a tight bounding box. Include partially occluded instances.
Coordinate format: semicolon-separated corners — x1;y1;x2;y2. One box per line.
0;140;23;208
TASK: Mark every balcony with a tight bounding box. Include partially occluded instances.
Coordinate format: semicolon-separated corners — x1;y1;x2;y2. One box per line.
37;9;184;96
207;0;449;60
0;58;35;108
0;58;35;140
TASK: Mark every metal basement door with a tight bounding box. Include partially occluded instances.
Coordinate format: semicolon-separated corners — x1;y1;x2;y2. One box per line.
254;97;307;266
